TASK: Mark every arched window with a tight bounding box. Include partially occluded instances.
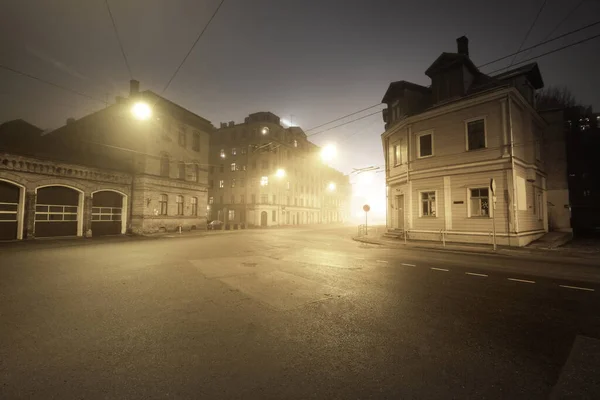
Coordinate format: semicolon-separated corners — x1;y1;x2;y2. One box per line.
159;194;168;215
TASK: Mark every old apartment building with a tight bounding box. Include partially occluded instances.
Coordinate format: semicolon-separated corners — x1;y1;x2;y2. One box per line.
0;80;212;240
208;112;350;227
381;36;551;246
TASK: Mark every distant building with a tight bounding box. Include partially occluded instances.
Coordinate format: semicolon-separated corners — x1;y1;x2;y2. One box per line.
208;112;350;227
381;36;552;246
0;80;213;240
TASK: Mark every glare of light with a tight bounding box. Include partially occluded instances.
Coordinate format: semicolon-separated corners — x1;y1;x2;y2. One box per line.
328;182;336;191
260;176;269;186
275;168;286;178
261;127;269;135
280;119;293;127
321;144;337;162
131;102;152;120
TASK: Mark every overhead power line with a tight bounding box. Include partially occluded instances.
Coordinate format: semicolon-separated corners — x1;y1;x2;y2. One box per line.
305;103;383;132
477;19;600;68
104;0;133;79
161;0;226;95
506;0;548;69
487;32;600;75
0;63;106;103
307;110;382;138
514;0;586;64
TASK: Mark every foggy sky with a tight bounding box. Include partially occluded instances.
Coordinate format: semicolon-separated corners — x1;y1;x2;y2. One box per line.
2;0;599;182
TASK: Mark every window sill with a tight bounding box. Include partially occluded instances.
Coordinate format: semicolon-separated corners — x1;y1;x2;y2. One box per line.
468;216;490;219
417;155;434;159
419;216;437;218
466;147;487;152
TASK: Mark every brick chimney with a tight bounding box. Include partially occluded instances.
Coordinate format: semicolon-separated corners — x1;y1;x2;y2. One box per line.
457;36;469;57
130;79;140;96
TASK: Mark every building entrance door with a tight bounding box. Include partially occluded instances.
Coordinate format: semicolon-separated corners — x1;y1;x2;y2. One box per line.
260;211;268;227
396;195;404;230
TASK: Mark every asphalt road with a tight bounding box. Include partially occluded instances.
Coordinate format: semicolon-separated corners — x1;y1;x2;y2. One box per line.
1;226;599;399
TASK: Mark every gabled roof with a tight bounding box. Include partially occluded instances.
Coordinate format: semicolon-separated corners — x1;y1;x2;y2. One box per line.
381;80;431;103
425;52;479;77
491;62;544;89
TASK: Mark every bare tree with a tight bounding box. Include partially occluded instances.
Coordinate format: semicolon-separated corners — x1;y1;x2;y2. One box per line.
536;86;580;110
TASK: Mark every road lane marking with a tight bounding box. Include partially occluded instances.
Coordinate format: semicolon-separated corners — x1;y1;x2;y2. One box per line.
465;272;488;277
430;267;449;272
376;260;388;264
507;278;536;284
559;285;595;292
401;263;416;267
356;257;365;260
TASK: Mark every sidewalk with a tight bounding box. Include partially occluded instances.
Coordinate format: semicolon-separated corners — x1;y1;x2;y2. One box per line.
352;234;600;267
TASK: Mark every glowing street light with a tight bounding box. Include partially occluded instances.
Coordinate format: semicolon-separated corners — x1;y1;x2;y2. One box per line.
321;144;337;162
275;168;286;178
328;182;336;191
131;102;152;120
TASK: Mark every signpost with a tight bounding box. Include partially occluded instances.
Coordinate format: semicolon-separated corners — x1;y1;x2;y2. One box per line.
490;178;497;251
363;204;370;235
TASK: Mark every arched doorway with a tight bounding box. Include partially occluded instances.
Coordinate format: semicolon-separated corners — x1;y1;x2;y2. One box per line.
35;186;81;237
92;190;125;236
0;180;20;240
260;211;268;227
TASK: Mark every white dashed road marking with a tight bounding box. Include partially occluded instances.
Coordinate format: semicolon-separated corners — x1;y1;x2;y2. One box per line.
401;263;416;267
559;285;595;292
465;272;488;277
376;260;388;264
430;267;449;272
507;278;536;284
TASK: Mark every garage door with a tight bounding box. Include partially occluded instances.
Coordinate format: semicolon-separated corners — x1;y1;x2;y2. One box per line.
92;191;123;236
35;186;79;237
0;181;20;240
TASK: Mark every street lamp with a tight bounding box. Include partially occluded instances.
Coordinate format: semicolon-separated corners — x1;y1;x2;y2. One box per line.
131;102;152;120
328;182;336;191
275;168;286;178
321;144;337;162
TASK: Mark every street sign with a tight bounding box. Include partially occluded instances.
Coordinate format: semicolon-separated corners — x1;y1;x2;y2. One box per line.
363;204;370;212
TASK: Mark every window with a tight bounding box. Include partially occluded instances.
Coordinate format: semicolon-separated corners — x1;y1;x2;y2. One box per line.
219;164;224;173
219;195;223;204
286;181;290;190
469;188;489;217
208;180;214;189
240;194;245;204
220;149;225;158
192;132;201;151
272;195;277;204
260;176;269;186
420;191;436;217
261;160;269;170
231;195;235;204
176;195;184;215
466;119;486;151
272;210;276;222
252;161;257;169
241;147;247;155
251;194;256;204
191;197;198;216
231;179;236;188
91;207;121;222
178;162;186;180
293;139;298;148
219;180;224;188
232;148;237;156
178;126;186;147
261;194;269;204
228;210;235;220
160;155;170;177
394;144;401;166
287;196;290;205
36;205;78;222
209;196;214;204
231;131;237;141
189;164;198;182
240;178;245;188
417;132;433;158
230;163;236;171
241;164;246;171
159;194;168;215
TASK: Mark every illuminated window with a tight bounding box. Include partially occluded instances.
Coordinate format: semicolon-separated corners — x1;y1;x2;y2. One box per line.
260;176;269;186
231;179;236;188
220;149;225;158
232;148;237;155
219;180;224;188
209;196;214;204
241;147;247;155
191;197;198;216
469;188;489;217
230;163;236;171
228;210;235;220
420;191;436;217
293;139;298;147
176;195;184;215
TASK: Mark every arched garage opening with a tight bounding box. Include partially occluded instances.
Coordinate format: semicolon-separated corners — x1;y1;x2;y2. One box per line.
92;190;126;236
0;180;23;240
35;186;82;238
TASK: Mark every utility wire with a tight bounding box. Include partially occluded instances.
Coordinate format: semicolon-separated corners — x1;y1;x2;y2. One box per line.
487;32;600;75
477;19;600;68
307;111;382;138
513;0;586;65
161;0;226;95
506;0;548;69
104;0;133;79
0;63;106;103
305;103;383;132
